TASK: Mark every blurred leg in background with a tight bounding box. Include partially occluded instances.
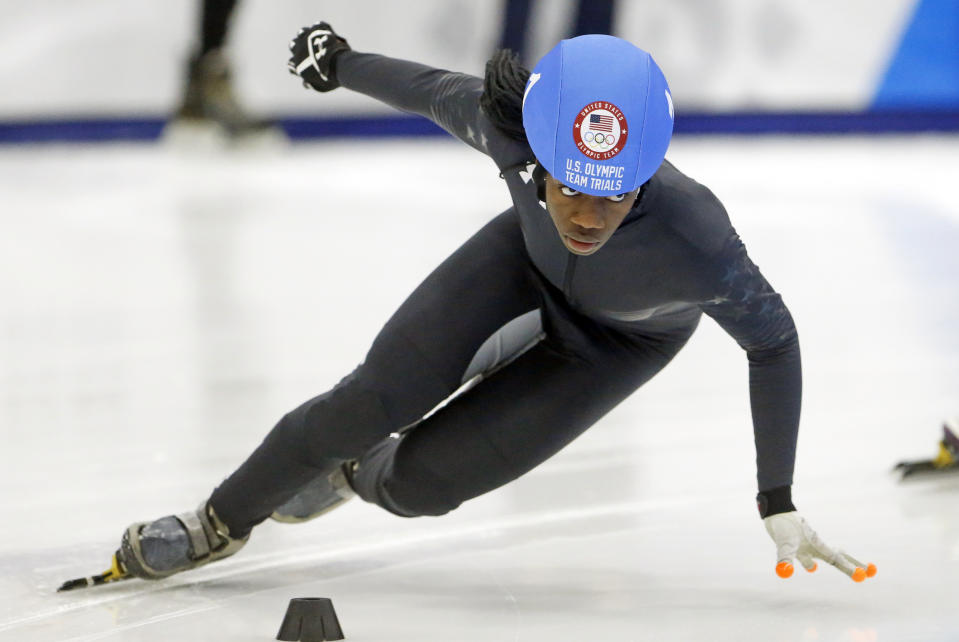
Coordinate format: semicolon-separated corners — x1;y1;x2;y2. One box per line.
495;0;617;64
570;0;616;38
496;0;533;58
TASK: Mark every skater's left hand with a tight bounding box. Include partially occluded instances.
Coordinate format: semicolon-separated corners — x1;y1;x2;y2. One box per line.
288;21;351;92
763;511;877;582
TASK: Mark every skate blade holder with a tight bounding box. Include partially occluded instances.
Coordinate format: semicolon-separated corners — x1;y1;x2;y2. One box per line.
277;597;344;641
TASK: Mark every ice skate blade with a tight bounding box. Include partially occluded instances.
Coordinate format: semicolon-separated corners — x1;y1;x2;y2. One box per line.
895;463;959;482
57;573;132;592
57;553;130;592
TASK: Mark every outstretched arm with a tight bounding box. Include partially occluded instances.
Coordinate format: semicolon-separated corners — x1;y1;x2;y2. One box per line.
338;52;487;150
288;22;524;163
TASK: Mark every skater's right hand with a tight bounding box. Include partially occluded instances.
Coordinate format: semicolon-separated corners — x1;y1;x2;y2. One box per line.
763;511;877;582
288;22;351;92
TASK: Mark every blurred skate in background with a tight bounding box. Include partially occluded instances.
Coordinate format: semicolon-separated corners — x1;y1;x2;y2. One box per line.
894;419;959;480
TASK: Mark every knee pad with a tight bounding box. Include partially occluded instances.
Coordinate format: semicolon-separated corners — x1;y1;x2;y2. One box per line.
352;436;460;518
461;309;543;383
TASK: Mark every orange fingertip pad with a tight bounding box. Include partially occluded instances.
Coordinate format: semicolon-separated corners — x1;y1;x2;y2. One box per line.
866;563;877;578
776;562;794;578
805;562;818;573
851;567;867;582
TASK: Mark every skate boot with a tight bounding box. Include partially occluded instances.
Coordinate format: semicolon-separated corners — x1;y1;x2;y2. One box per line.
171;49;273;137
271;462;356;523
895;419;959;480
118;501;248;580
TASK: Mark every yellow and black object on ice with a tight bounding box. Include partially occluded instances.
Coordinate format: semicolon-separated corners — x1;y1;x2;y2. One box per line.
895;421;959;480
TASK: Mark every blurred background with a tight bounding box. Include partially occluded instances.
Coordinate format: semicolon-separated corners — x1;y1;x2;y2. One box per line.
1;0;957;140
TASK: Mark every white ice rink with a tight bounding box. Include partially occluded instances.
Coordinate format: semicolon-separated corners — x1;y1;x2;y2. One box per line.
0;134;957;642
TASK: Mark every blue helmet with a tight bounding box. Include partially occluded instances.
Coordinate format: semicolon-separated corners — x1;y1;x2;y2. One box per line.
521;35;674;197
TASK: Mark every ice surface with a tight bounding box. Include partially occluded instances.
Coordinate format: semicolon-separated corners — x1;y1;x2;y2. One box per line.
0;134;957;642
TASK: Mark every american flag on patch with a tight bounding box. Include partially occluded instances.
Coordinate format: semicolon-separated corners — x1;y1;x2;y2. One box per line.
589;113;615;132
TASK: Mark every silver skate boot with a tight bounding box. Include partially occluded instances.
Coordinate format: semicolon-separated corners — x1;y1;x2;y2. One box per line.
118;501;248;580
271;462;356;523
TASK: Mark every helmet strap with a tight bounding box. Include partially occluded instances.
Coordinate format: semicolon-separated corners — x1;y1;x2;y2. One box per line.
532;163;547;202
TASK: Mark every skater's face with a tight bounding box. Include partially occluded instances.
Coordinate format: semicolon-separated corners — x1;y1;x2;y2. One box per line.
543;174;638;256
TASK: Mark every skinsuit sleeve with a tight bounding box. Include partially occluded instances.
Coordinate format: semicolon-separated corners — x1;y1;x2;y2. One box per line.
335;51;526;168
698;231;802;494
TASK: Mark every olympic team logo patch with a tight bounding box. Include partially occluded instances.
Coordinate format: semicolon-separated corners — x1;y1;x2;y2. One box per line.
573;102;628;160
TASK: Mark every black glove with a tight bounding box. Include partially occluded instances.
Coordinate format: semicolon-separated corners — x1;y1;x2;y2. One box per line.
287;22;351;92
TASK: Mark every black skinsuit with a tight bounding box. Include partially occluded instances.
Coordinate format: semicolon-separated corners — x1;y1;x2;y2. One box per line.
210;51;802;534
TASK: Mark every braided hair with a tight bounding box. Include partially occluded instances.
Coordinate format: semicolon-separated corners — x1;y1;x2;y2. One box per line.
481;50;555;200
480;49;531;144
